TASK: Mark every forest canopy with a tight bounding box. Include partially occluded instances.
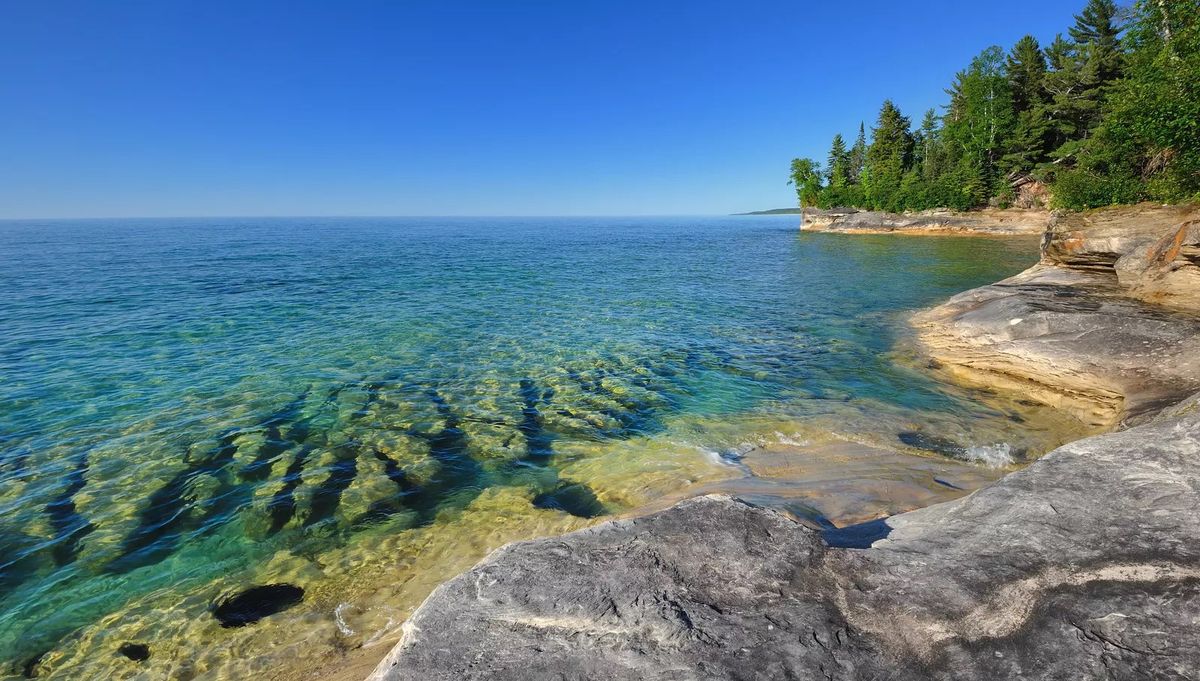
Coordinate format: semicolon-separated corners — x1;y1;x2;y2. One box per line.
790;0;1200;212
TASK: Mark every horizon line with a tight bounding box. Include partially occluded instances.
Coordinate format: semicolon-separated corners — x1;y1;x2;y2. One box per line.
0;211;801;221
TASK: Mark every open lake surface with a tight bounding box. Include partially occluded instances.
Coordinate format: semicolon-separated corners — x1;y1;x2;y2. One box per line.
0;217;1080;679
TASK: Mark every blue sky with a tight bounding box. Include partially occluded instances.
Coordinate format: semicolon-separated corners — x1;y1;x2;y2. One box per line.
1;0;1092;217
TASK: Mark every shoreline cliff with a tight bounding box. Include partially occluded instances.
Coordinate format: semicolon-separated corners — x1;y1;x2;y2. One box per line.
364;204;1200;680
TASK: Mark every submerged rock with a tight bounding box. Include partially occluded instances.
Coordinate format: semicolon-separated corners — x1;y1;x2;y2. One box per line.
532;481;606;518
368;392;1200;680
211;584;304;628
117;643;149;662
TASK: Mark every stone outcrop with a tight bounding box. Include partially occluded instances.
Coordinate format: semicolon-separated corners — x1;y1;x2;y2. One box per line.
916;204;1200;429
366;203;1200;681
368;393;1200;680
803;207;1049;235
1042;203;1200;310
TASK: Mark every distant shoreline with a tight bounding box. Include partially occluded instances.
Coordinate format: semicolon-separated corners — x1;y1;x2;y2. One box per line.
732;207;804;215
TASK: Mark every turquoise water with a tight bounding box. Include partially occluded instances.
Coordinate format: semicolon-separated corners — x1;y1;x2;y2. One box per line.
1;217;1048;678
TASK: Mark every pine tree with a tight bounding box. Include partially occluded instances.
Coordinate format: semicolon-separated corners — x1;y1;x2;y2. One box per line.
863;100;914;212
1041;34;1099;161
915;108;944;182
1007;36;1048;113
826;134;851;187
1070;0;1123;83
1056;0;1200;207
1003;36;1054;173
847;123;867;184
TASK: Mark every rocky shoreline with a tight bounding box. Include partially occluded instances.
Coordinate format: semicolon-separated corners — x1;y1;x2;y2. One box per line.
366;205;1200;680
801;207;1051;235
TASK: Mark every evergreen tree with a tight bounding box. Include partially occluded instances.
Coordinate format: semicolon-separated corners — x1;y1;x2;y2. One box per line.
1056;0;1200;207
847;123;867;184
1069;0;1124;83
826;134;851;187
1007;36;1048;113
1003;36;1054;173
784;0;1195;212
1042;34;1097;156
942;47;1014;204
915;108;944;182
863;100;914;212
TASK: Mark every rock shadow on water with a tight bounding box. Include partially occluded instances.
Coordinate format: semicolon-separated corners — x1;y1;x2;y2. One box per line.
302;444;360;529
266;445;315;535
517;378;555;466
400;389;486;526
211;584;305;628
44;450;95;567
237;389;312;482
107;428;242;574
512;379;608;519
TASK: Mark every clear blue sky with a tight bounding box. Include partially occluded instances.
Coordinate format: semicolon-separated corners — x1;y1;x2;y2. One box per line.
2;0;1092;217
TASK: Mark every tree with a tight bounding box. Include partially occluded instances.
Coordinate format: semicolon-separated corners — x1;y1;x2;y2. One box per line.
1007;35;1048;113
1070;0;1124;84
862;100;914;212
848;123;867;184
914;108;944;182
788;158;824;219
826;134;851;188
1056;0;1200;207
784;0;1195;212
1003;36;1054;174
942;47;1014;204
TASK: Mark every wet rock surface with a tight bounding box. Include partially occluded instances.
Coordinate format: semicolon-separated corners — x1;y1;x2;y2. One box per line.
368;393;1200;680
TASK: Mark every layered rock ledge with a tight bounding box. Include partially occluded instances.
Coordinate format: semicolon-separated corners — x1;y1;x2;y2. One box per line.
802;207;1050;235
368;204;1200;680
370;392;1200;680
915;204;1200;429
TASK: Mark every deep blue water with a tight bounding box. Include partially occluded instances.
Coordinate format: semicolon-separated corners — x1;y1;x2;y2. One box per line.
0;216;1041;678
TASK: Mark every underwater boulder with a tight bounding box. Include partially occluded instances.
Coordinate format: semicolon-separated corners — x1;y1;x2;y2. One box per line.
117;643;150;662
533;482;606;518
211;584;305;628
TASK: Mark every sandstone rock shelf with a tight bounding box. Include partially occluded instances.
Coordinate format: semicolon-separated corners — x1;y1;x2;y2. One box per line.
366;204;1200;681
802;207;1050;235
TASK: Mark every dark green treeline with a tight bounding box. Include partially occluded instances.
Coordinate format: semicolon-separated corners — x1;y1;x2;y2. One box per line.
789;0;1200;211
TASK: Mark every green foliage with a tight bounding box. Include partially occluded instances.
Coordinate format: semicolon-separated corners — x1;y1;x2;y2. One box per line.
789;0;1197;213
863;100;914;212
848;123;867;184
1050;168;1144;208
1070;0;1200;203
1003;36;1055;173
942;47;1015;205
826;134;851;188
788;157;824;207
1069;0;1123;83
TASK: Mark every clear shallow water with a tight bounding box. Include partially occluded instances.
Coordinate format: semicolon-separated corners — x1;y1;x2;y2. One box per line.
0;217;1057;678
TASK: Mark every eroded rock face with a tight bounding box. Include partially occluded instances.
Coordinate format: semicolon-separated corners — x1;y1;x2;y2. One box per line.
1042;203;1200;310
913;264;1200;428
368;394;1200;680
913;204;1200;428
803;208;1049;235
